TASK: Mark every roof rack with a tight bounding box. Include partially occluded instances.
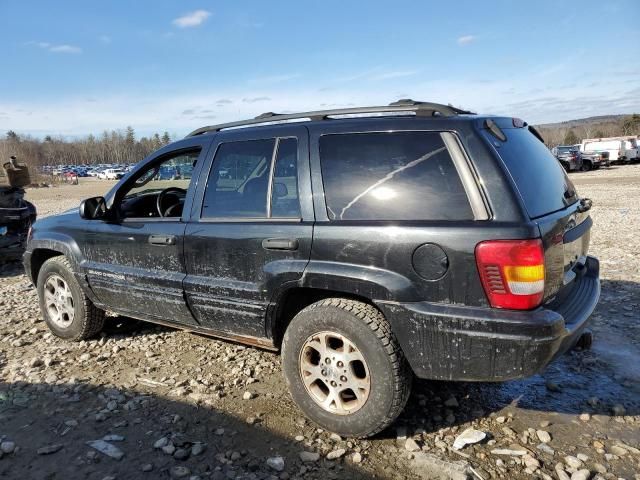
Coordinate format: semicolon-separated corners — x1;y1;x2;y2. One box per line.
186;99;475;137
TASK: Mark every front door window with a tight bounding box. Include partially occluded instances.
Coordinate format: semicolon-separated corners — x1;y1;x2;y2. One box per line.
119;150;200;219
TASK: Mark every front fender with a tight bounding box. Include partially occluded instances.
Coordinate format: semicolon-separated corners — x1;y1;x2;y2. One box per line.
24;234;100;305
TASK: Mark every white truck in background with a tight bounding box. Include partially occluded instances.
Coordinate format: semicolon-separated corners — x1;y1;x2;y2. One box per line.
580;136;639;164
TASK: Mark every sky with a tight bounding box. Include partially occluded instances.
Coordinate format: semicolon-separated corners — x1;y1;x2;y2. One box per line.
0;0;639;139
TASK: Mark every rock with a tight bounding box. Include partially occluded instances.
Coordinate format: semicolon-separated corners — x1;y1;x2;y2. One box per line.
593;463;607;474
154;437;169;449
579;413;591;422
170;466;191;479
396;426;408;440
37;444;64;455
329;433;342;442
555;464;571;480
174;448;190;460
545;380;561;392
141;463;153;472
452;428;486;450
611;404;626;416
444;396;459;407
299;451;320;462
294;435;304;442
266;456;285;471
495;416;506;423
102;434;124;442
405;438;421;452
536;430;552;443
608;445;627;456
191;443;206;456
564;455;583;469
242;391;254;400
352;452;362;463
537;443;555;456
576;453;589;462
326;448;346;460
523;454;540;470
539;420;551;427
491;447;527;456
29;357;43;368
411;452;470;480
571;470;591;480
0;441;15;454
86;440;124;460
163;444;176;455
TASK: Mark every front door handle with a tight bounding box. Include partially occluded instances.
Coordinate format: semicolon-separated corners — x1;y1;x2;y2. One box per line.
148;234;176;246
262;237;299;251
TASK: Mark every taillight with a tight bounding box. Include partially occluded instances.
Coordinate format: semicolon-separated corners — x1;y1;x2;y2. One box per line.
475;239;545;310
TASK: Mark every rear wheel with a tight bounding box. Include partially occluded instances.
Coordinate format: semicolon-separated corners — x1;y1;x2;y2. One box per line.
580;161;592;172
37;256;105;341
281;298;412;438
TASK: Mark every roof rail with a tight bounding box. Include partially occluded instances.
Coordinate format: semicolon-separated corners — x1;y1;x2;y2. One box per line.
186;99;475;137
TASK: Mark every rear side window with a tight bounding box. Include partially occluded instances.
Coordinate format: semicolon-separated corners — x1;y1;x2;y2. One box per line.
489;127;578;219
202;137;301;219
319;132;473;221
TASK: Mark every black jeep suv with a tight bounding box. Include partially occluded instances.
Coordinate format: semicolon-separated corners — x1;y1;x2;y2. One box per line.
24;100;600;437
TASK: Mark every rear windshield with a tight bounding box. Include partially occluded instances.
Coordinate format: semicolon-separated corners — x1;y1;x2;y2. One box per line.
319;132;473;221
489;127;578;218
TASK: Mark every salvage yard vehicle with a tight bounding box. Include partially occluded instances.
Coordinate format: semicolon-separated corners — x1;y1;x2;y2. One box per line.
1;157;37;260
573;145;610;169
551;145;583;171
580;137;636;164
24;100;600;437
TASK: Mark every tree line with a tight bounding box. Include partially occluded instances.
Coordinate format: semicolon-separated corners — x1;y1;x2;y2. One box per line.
2;114;638;169
0;127;173;168
537;114;640;147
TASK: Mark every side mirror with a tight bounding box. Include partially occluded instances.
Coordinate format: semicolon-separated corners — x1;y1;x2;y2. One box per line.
273;182;288;199
79;196;107;220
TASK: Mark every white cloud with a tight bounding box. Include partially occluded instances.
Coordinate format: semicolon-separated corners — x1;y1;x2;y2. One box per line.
457;35;476;46
49;45;82;54
27;41;82;54
371;70;419;81
172;10;211;28
249;74;301;84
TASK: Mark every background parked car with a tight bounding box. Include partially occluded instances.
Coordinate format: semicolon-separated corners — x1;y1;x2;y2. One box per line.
551;145;583;171
573;144;610;168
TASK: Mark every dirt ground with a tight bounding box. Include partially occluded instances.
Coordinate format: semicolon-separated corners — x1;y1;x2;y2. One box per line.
1;169;639;480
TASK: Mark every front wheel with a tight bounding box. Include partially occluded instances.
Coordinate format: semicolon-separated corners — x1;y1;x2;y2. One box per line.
37;256;105;341
281;298;412;438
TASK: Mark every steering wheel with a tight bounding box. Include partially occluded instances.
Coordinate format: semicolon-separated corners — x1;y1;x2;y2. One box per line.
156;187;186;217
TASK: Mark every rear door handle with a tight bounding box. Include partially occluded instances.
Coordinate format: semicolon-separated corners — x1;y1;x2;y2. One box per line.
262;237;299;251
148;234;176;246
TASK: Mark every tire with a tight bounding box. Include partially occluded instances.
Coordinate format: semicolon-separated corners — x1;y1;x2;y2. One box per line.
281;298;412;438
37;256;105;341
580;161;591;172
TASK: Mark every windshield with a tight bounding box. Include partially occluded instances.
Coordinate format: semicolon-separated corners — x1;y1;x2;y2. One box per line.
489;127;579;219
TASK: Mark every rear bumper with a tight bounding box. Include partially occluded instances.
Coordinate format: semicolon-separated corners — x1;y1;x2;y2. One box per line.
377;256;600;382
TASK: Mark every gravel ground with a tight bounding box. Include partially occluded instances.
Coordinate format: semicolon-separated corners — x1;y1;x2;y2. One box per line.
1;170;639;480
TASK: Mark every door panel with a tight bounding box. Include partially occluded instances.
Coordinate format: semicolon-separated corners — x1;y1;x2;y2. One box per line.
183;125;313;339
183;222;312;336
82;137;211;325
82;220;196;324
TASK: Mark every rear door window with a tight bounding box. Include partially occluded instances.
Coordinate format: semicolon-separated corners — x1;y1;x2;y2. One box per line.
202;139;275;218
488;126;578;218
319;132;473;221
